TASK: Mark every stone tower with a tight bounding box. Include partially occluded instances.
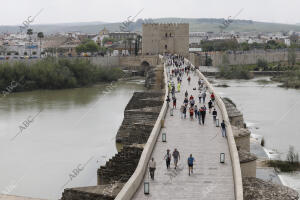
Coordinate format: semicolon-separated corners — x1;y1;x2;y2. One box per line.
142;23;189;57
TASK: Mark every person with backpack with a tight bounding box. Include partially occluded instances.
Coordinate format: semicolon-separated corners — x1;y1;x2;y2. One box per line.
212;109;217;122
208;100;213;114
164;149;172;169
187;154;195;176
221;120;226;137
149;157;156;180
172;148;180;169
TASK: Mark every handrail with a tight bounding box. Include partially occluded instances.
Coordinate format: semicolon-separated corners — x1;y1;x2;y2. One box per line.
186;58;243;200
115;56;168;200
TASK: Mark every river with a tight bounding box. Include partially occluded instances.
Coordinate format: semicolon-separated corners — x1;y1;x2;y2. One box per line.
212;76;300;194
0;79;145;200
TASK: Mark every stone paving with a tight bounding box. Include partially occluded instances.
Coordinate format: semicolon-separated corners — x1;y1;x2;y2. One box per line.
0;195;45;200
132;65;235;200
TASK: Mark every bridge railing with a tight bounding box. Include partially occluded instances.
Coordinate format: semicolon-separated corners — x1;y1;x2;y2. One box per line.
115;56;168;200
186;59;243;200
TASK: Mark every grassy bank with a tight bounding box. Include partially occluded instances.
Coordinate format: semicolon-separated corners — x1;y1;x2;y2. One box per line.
271;70;300;89
0;58;123;93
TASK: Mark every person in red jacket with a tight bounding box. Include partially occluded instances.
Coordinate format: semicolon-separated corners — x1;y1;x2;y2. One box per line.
210;93;215;103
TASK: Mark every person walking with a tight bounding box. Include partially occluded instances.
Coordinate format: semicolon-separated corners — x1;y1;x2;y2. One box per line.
211;92;215;104
149;157;156;180
198;107;202;125
166;95;170;106
201;106;206;125
172;148;181;169
187;154;195;176
180;104;185;119
164;149;172;169
198;92;202;103
208;100;213;114
221;120;227;137
185;90;188;98
177;82;181;92
212;109;217;122
194;105;198;119
189;107;194;120
172;96;177;109
187;76;191;85
183;105;187;119
202;91;207;103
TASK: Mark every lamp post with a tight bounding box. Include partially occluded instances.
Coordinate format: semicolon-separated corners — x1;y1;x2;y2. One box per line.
162;132;167;142
220;153;225;163
216;119;220;127
144;181;150;195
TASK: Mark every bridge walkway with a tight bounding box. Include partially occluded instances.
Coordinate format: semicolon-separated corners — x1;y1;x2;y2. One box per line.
132;64;235;200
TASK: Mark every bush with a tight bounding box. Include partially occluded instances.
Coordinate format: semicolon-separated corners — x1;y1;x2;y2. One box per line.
272;70;300;89
218;66;253;80
257;59;268;70
0;58;123;92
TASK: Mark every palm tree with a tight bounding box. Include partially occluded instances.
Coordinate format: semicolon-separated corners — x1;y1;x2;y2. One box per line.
27;29;33;56
37;32;44;58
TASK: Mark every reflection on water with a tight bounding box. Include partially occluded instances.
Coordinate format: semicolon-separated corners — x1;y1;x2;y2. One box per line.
213;76;300;194
0;79;144;199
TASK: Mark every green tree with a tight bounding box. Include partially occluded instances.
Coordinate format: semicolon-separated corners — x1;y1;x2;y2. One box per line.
288;48;296;66
27;29;33;56
76;40;99;54
37;32;44;58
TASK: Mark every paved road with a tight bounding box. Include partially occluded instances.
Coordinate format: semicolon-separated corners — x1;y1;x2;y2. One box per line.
132;64;235;200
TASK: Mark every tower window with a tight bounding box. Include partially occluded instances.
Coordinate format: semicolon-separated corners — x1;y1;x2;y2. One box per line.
165;33;168;37
170;33;172;37
165;45;167;50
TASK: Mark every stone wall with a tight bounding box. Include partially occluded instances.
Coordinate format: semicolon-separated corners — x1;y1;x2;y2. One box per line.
142;23;189;57
243;177;299;200
190;50;300;67
97;146;143;185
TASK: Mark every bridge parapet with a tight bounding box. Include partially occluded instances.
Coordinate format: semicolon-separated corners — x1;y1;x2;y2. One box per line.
187;58;244;200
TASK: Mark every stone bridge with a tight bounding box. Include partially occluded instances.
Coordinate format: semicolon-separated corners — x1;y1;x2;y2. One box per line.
114;57;243;200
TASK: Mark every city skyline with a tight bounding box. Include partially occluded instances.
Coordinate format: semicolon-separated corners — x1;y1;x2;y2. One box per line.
0;0;300;26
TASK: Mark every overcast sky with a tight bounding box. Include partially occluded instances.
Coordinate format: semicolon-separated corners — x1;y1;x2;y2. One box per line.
1;0;299;25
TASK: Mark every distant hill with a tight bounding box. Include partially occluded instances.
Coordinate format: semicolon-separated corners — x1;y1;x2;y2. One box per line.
1;18;300;34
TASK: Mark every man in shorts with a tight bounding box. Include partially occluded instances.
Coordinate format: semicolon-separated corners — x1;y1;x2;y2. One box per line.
187;154;195;176
172;148;180;169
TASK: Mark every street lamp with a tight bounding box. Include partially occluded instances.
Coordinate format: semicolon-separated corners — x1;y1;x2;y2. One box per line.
216;119;220;127
220;153;225;163
144;181;150;194
162;132;167;142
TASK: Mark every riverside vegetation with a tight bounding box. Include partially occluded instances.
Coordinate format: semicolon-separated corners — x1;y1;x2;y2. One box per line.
267;146;300;172
0;58;123;93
